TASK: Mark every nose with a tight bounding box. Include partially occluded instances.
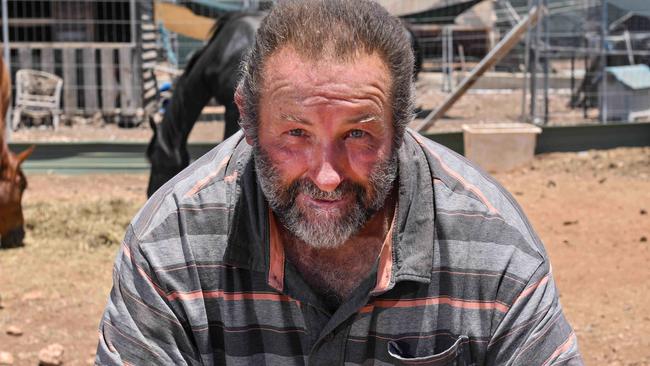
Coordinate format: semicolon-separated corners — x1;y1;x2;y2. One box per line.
1;227;25;249
310;146;343;193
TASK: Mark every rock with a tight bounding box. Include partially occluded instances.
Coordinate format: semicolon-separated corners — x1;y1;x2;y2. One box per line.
563;220;579;226
21;291;44;302
641;209;648;215
0;352;13;365
641;236;648;243
6;326;22;336
38;344;64;366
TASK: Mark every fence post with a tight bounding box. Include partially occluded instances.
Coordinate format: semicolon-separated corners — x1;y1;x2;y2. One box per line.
529;0;541;124
542;0;549;125
2;0;11;140
600;0;608;123
521;0;533;122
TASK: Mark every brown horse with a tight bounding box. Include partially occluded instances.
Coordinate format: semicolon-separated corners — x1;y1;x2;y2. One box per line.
0;56;34;248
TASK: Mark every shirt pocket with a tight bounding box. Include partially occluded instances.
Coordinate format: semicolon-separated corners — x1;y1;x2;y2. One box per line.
386;335;469;366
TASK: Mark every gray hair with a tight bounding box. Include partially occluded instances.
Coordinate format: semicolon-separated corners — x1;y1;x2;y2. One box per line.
237;0;416;148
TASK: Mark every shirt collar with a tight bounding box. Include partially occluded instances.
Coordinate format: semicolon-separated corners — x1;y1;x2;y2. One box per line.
224;130;435;292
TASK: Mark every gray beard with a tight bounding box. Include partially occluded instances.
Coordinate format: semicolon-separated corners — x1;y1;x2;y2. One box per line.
253;144;398;249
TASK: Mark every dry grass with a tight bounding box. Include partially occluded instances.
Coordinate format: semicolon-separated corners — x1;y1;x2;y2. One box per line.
24;199;138;252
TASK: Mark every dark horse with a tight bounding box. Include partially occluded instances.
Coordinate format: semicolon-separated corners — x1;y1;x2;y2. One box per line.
146;11;422;197
146;12;264;197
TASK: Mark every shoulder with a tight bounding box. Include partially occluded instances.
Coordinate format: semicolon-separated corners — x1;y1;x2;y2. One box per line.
129;132;252;254
406;130;548;279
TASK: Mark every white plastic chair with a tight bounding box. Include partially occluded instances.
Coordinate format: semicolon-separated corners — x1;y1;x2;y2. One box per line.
12;69;63;130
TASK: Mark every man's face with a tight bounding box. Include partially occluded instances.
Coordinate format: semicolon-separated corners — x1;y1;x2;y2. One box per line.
247;47;397;249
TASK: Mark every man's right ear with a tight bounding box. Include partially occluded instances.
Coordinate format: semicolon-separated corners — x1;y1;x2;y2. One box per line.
234;88;254;146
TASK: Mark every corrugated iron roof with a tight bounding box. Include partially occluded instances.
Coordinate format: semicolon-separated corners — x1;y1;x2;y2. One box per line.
606;64;650;90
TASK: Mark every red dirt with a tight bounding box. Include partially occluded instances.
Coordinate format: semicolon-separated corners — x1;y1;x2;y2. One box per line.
0;147;648;365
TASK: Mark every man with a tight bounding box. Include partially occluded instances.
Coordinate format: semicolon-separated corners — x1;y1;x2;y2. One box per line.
97;1;582;364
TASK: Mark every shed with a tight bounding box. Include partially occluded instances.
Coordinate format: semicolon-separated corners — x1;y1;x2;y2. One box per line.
600;64;650;122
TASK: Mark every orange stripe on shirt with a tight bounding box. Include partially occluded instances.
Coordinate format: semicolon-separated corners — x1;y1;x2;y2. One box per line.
410;132;499;215
541;332;577;366
166;290;298;304
514;273;550;305
361;296;510;313
121;242;167;298
184;155;232;197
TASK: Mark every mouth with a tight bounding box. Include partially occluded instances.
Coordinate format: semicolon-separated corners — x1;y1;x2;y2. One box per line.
299;193;353;211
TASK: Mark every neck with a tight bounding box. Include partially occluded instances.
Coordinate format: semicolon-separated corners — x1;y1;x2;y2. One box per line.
281;190;396;308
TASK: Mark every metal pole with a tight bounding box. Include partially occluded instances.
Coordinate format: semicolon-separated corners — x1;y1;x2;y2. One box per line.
600;0;608;123
530;0;541;123
570;53;575;95
2;0;11;141
543;0;549;125
623;30;634;65
1;0;8;65
521;0;532;122
441;27;446;92
129;0;137;48
449;27;454;91
583;37;588;119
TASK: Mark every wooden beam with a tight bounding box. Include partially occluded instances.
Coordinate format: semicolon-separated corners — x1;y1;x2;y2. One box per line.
18;48;32;70
412;6;543;132
119;48;136;112
82;48;98;113
41;48;55;75
101;48;117;112
62;48;77;113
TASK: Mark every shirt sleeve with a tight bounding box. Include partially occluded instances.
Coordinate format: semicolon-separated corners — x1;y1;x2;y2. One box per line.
485;261;584;365
95;225;202;365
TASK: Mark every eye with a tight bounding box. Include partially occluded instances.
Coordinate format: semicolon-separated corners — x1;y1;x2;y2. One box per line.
347;129;366;139
288;129;306;137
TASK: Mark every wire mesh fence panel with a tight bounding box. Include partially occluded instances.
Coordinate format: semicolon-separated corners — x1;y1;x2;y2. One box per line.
405;0;650;129
2;0;649;131
1;0;146;128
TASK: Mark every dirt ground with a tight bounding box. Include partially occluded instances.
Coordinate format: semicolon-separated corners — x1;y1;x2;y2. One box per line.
0;147;649;365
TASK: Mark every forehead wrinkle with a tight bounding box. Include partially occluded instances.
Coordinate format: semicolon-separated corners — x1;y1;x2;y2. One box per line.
261;46;392;104
265;76;387;101
300;93;385;110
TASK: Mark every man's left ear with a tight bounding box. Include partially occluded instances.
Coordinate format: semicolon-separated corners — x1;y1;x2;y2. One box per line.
234;88;254;146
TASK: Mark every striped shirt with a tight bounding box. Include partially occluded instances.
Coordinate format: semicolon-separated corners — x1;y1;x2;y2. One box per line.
96;130;582;365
